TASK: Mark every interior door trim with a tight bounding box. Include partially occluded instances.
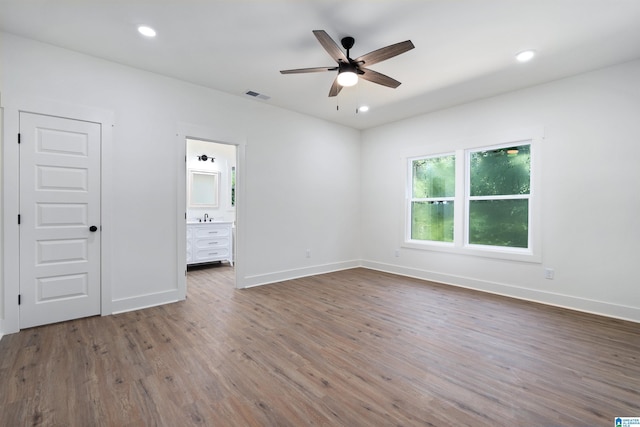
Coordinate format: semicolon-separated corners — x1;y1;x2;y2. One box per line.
175;122;246;290
1;95;114;333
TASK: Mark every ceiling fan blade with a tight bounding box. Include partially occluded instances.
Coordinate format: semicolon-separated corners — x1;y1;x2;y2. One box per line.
359;67;402;88
313;30;349;63
328;77;343;97
354;40;415;66
280;66;338;74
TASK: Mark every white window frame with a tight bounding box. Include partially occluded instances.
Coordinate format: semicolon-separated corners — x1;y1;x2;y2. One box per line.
403;129;542;263
406;152;456;247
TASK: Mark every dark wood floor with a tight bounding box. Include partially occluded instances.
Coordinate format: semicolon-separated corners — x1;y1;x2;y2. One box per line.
1;266;639;426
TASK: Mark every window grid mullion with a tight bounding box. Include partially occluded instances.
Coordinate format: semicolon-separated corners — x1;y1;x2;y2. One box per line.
468;194;529;201
411;197;456;202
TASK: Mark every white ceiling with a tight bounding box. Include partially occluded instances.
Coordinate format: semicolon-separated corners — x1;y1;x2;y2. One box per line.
1;0;640;130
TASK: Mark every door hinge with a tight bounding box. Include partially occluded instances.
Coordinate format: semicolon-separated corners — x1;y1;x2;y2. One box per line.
18;133;21;144
18;294;21;305
18;214;21;225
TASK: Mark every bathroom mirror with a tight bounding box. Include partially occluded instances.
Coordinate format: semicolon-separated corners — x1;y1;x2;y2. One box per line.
188;170;220;208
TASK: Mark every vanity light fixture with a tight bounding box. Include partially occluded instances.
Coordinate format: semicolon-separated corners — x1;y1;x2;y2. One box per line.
197;154;215;163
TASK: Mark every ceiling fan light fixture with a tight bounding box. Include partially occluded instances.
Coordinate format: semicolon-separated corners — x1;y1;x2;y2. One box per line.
337;71;358;87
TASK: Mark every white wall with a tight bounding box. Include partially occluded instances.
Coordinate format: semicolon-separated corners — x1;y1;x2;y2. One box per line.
361;59;640;322
0;33;361;334
186;139;236;223
0;97;4;339
2;31;638;337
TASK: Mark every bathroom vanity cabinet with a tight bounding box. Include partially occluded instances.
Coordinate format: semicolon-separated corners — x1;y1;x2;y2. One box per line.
186;221;233;266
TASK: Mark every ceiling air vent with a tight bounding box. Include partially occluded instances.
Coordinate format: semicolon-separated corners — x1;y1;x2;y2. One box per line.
245;90;271;101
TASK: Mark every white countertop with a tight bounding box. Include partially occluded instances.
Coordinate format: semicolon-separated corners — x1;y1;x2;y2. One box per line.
187;220;233;225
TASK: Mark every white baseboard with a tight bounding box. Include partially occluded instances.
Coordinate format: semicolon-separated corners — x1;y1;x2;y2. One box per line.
361;260;640;324
0;318;5;340
111;289;184;315
240;260;361;289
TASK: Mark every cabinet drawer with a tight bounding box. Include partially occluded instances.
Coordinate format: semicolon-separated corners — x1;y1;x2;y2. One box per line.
194;247;230;262
194;237;229;249
194;226;230;238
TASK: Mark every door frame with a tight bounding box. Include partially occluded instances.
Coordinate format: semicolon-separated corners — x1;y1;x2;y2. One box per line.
176;122;246;291
2;96;114;334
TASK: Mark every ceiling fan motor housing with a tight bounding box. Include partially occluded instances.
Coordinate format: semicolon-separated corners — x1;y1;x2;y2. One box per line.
338;62;358;74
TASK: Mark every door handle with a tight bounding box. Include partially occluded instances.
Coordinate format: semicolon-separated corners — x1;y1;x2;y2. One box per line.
89;226;98;232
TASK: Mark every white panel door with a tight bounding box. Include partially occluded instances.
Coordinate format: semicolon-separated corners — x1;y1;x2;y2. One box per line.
19;112;101;328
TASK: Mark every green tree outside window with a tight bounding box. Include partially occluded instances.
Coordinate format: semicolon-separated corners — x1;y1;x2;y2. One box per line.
468;145;531;248
410;155;455;242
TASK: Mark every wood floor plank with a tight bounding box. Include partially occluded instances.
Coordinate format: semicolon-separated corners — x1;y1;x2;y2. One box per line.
1;266;639;426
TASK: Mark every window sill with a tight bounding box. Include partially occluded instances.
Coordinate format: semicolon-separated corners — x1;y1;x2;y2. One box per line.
402;240;541;263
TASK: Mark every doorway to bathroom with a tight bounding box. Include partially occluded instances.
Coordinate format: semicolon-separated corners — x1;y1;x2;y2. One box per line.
185;138;237;287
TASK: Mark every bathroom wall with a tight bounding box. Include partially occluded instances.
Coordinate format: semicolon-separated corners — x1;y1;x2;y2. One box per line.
186;139;236;223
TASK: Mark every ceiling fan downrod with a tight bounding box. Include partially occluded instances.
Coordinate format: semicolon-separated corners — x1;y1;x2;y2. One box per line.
341;36;355;59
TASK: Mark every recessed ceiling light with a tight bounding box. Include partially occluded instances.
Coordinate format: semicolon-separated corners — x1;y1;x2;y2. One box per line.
138;26;157;38
516;50;536;62
358;105;370;113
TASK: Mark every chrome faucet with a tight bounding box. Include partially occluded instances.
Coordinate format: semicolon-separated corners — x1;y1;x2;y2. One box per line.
204;213;209;222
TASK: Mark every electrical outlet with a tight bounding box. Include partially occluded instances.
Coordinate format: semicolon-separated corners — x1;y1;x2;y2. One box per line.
306;249;311;258
394;249;400;257
544;268;554;280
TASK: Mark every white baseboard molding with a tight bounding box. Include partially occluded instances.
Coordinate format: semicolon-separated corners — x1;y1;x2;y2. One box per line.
241;260;361;289
362;260;640;324
111;289;184;315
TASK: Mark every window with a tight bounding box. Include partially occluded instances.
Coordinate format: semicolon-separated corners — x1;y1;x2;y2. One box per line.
467;144;530;248
409;154;455;243
406;134;539;262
